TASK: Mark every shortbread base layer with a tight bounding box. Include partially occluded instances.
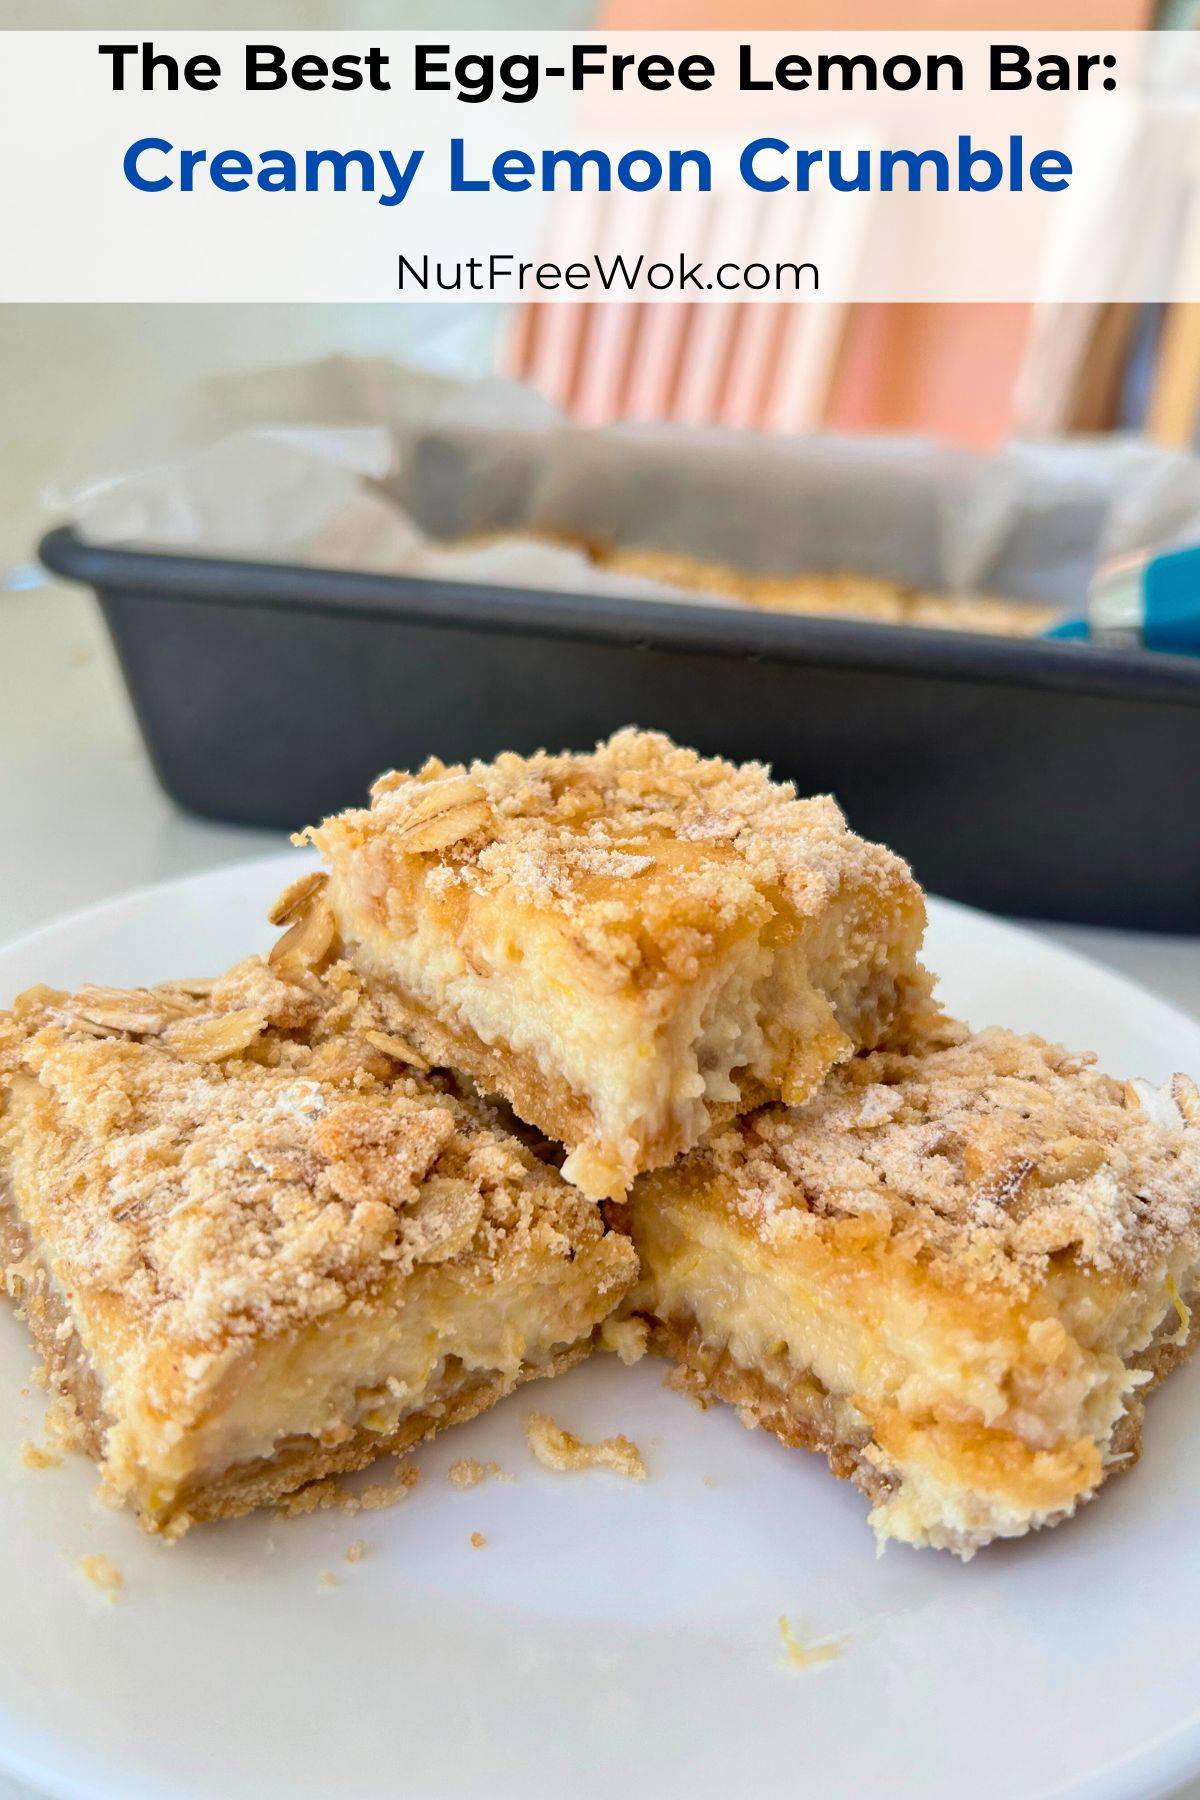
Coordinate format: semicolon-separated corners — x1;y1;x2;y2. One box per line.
1;1193;592;1536
640;1311;1195;1557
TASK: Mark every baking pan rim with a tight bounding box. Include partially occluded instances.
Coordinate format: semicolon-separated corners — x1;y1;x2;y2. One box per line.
38;525;1200;708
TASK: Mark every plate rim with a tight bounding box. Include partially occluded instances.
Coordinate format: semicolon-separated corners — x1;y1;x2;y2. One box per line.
1;858;1199;1800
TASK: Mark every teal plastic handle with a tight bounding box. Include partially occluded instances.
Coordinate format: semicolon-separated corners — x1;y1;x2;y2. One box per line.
1044;616;1089;640
1143;544;1200;654
1049;546;1200;650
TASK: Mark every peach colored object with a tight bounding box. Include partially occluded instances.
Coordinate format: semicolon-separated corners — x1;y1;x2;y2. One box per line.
501;161;876;435
503;2;1154;445
602;2;1149;29
1147;305;1200;449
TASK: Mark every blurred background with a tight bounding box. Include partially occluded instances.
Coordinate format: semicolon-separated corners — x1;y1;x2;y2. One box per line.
3;0;1200;983
4;0;1200;581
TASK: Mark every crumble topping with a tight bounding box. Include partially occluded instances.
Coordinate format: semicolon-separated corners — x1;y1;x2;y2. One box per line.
590;546;1055;638
0;957;617;1356
524;1412;646;1479
303;728;921;985
689;1021;1200;1289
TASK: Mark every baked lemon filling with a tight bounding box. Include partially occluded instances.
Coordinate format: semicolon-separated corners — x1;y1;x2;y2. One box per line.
628;1199;1198;1550
98;1252;624;1514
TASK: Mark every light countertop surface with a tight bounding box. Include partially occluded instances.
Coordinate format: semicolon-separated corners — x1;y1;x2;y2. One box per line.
1;579;1199;1800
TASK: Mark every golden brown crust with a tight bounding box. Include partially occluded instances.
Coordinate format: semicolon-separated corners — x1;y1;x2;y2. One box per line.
649;1024;1200;1293
1;1192;103;1459
303;727;922;991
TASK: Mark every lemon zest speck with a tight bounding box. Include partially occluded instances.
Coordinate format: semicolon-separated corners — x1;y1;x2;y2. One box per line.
1166;1274;1191;1348
778;1615;845;1673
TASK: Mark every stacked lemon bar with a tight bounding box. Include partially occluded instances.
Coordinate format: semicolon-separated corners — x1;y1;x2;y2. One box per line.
3;729;1199;1555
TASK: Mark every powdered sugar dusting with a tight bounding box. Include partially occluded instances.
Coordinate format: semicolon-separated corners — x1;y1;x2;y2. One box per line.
0;957;619;1369
680;1021;1200;1290
306;728;922;986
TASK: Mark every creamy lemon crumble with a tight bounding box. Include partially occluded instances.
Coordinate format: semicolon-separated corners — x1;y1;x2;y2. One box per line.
4;723;1197;1567
617;1018;1200;1556
302;728;928;1200
0;955;636;1536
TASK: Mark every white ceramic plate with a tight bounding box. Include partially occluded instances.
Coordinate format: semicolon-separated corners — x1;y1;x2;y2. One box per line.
1;856;1199;1800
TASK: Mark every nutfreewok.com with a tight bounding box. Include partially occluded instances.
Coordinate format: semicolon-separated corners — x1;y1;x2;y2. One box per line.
395;250;820;295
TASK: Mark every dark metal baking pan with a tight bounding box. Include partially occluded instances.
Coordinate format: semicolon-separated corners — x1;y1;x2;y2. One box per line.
39;524;1200;932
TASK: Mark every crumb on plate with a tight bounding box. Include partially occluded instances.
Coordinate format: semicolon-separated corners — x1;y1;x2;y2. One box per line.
275;1463;421;1519
21;1439;62;1471
524;1412;646;1481
470;1530;487;1549
359;1466;421;1511
778;1615;845;1673
78;1553;122;1598
447;1458;507;1489
599;1315;650;1365
345;1539;367;1564
44;1394;86;1451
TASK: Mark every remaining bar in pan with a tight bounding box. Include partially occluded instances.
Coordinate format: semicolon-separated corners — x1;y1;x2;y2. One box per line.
587;545;1057;637
0;955;636;1536
303;728;928;1200
617;1019;1200;1556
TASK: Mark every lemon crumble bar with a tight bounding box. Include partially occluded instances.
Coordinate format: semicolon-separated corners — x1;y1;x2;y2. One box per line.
618;1020;1200;1556
0;957;636;1536
586;544;1057;637
302;728;928;1200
